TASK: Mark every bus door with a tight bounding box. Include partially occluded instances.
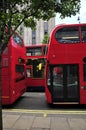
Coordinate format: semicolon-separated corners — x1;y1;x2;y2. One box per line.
51;64;79;103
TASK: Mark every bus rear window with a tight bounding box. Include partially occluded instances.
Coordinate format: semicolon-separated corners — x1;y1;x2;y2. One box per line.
26;47;42;56
55;26;80;44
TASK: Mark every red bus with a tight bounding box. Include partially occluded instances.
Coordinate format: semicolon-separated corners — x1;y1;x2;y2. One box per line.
2;32;26;105
26;44;48;91
45;23;86;104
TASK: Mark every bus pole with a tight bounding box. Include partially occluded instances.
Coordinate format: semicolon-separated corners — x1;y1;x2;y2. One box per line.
0;0;6;129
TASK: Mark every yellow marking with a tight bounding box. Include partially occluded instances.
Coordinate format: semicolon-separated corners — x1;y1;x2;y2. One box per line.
2;109;86;115
44;112;47;117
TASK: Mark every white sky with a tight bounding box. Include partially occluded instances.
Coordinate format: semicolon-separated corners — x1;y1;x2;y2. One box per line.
55;0;86;25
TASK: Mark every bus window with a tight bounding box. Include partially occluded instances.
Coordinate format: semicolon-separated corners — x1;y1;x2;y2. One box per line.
26;68;32;77
35;48;42;56
55;26;80;43
52;66;63;98
15;65;25;82
83;64;86;81
13;33;23;46
81;26;86;43
26;59;32;65
33;59;45;78
26;47;42;56
53;67;63;87
3;47;8;54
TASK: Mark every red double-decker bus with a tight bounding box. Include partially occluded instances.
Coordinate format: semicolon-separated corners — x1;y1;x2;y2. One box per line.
2;32;26;105
45;23;86;104
26;44;48;91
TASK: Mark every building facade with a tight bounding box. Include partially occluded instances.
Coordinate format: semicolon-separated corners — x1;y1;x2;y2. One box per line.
22;18;55;46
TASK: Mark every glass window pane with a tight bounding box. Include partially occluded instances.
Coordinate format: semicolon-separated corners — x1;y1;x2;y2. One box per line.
33;59;45;78
52;66;64;98
83;64;86;81
81;26;86;43
55;26;80;44
32;30;36;44
26;47;42;56
44;21;48;34
13;33;23;46
15;65;25;82
26;68;31;77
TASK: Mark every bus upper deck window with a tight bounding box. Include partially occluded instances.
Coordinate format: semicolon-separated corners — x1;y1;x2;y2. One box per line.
13;34;23;46
26;48;42;56
55;26;80;44
81;26;86;43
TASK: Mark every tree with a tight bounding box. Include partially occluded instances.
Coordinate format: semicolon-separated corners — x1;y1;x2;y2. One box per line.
0;0;81;129
42;34;49;44
0;0;81;51
55;0;80;18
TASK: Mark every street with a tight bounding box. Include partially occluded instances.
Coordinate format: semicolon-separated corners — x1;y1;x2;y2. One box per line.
2;92;86;130
3;92;86;115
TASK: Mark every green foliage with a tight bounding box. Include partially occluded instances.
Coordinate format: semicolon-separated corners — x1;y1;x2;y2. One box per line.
42;34;49;44
24;17;36;30
55;0;81;18
0;0;81;52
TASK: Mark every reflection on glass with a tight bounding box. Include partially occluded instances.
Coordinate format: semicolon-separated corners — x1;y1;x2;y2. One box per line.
53;67;63;87
53;66;63;98
26;68;31;77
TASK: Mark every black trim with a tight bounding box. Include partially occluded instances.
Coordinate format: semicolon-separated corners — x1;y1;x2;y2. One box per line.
15;76;25;82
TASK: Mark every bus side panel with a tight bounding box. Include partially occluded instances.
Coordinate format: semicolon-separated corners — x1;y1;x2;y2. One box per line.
80;90;86;104
8;39;26;104
16;80;26;98
2;67;10;105
26;78;45;87
9;79;26;104
2;34;26;105
80;79;86;104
